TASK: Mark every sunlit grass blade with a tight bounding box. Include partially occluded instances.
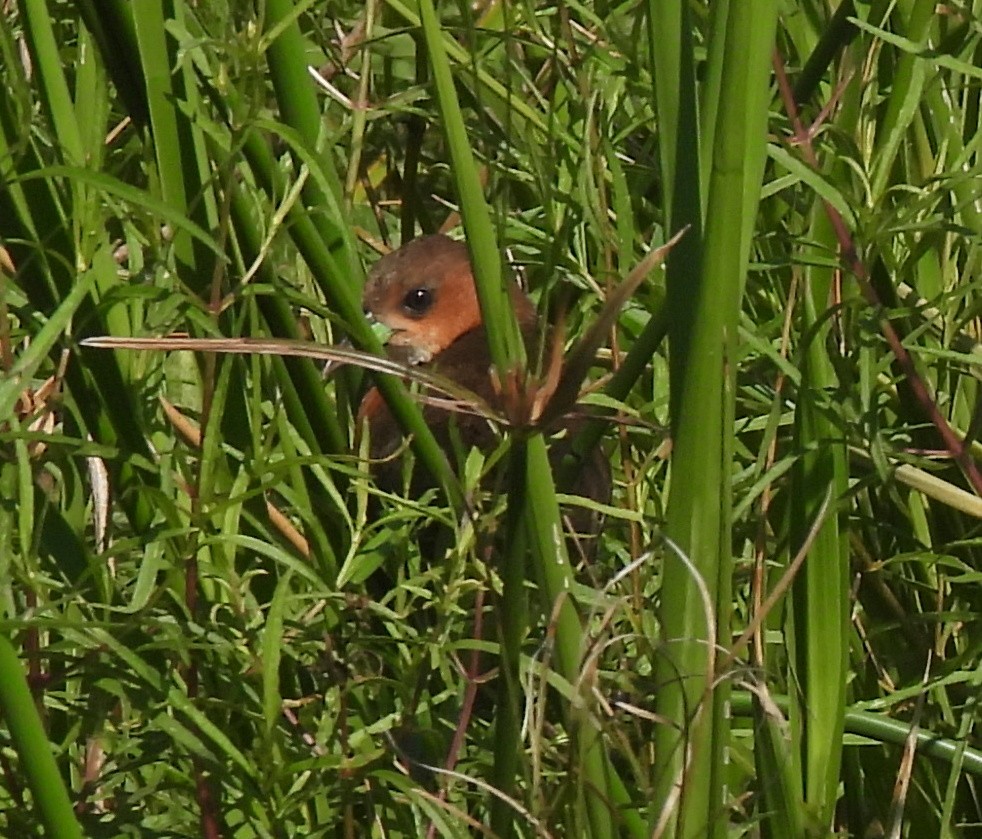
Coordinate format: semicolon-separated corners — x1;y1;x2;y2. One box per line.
0;635;83;839
131;0;214;281
651;3;779;836
263;0;360;272
416;0;524;370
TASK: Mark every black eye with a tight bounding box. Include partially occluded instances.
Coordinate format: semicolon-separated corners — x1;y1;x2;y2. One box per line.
402;287;433;315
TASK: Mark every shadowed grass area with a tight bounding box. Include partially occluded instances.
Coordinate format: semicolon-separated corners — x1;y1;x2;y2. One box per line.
4;1;982;836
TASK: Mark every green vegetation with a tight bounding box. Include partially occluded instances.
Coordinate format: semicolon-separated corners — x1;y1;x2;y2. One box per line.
3;1;982;836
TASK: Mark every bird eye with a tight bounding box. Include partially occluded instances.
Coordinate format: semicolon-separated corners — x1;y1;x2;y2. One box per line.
402;287;433;316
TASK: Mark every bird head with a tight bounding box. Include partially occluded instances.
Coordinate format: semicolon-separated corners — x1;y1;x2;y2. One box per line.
362;234;535;365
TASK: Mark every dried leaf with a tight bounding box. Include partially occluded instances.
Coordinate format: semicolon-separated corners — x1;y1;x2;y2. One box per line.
535;227;688;428
81;335;501;424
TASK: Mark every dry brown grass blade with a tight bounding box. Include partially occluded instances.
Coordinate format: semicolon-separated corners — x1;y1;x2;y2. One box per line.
81;335;501;423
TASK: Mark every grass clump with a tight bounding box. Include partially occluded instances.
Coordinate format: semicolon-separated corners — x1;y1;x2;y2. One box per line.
3;2;982;837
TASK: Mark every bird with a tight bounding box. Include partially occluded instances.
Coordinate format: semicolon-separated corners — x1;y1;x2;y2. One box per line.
357;233;611;546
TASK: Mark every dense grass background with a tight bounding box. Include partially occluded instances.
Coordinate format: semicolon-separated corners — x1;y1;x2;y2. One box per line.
4;1;982;836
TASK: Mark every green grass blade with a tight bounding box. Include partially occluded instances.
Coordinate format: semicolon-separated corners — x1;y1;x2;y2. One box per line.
652;3;779;836
416;0;524;370
0;635;84;839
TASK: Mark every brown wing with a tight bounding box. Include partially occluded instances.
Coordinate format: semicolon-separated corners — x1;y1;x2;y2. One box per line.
360;325;611;545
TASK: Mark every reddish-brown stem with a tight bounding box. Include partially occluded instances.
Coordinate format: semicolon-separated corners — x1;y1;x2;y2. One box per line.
425;587;487;839
772;50;982;498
